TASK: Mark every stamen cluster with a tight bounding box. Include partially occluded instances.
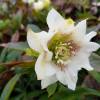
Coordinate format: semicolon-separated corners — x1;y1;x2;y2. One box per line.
53;40;79;67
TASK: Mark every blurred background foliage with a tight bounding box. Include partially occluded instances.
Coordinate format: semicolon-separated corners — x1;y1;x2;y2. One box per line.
0;0;100;100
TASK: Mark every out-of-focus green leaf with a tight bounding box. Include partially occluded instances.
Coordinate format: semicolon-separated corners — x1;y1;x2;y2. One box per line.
39;93;48;100
0;48;8;62
15;63;35;74
0;47;23;63
0;3;8;13
50;85;100;100
6;50;22;62
81;0;90;9
26;91;42;98
11;11;22;31
0;19;10;30
5;42;29;51
27;24;41;32
10;93;25;100
0;65;6;73
77;12;96;19
47;83;57;97
0;74;21;100
90;71;100;83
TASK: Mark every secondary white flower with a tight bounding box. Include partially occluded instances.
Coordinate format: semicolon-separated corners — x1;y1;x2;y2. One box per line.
27;9;100;90
23;0;50;11
33;0;50;11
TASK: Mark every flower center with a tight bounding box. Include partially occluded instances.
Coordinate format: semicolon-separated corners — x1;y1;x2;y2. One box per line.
48;33;80;69
54;42;71;62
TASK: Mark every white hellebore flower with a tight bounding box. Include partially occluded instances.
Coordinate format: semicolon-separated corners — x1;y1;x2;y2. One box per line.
23;0;50;11
33;0;50;11
27;9;100;90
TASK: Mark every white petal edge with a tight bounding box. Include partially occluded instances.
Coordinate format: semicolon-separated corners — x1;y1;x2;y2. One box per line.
35;52;56;80
75;19;87;35
41;75;57;89
85;31;97;41
69;50;93;71
72;20;87;43
84;42;100;53
27;29;50;53
47;8;67;33
56;70;67;85
56;67;78;90
27;29;43;52
65;68;78;90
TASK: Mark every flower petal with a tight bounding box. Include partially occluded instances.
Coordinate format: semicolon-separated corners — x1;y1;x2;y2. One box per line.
35;52;56;80
41;75;57;89
84;42;100;53
69;51;93;71
27;29;42;52
56;67;78;90
65;68;78;90
85;31;97;41
75;19;87;35
82;58;93;71
56;70;67;85
47;8;71;33
27;29;49;53
47;8;65;31
73;20;87;42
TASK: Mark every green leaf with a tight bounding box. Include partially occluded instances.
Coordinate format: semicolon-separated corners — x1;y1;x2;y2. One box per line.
47;83;57;97
0;45;24;63
11;11;22;31
51;85;100;100
0;48;8;62
0;74;21;100
77;12;96;19
6;50;22;62
27;91;42;98
6;42;29;51
0;19;10;30
27;24;41;32
0;65;6;73
90;71;100;83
